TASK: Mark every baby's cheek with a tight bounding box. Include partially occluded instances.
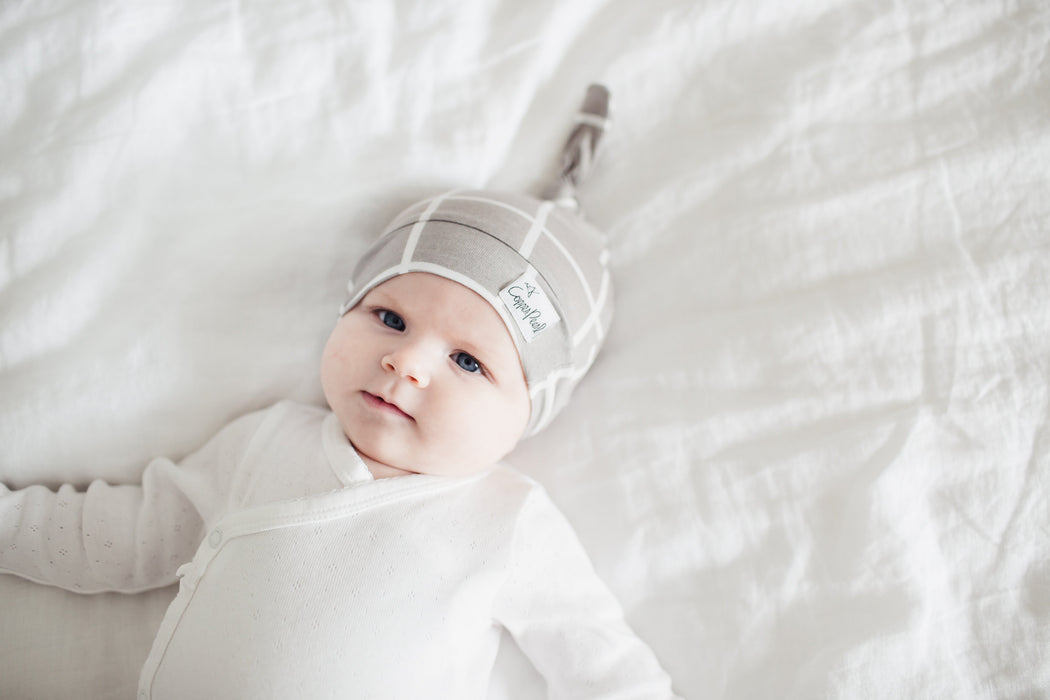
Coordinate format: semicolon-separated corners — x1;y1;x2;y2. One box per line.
322;347;344;366
324;333;359;365
432;404;473;451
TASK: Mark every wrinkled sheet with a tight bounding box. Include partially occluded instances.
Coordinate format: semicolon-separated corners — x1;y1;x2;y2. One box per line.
2;0;1049;698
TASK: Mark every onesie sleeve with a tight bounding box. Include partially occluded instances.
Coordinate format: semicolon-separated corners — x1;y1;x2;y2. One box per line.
0;408;270;594
492;488;682;700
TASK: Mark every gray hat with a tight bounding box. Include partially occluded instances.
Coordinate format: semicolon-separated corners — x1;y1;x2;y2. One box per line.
342;86;613;436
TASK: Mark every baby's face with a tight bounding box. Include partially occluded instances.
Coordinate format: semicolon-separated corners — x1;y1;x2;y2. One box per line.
321;272;530;477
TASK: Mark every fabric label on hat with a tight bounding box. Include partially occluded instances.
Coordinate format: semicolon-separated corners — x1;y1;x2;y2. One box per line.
499;270;560;343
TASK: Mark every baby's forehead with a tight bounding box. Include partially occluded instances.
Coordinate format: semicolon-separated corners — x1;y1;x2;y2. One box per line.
364;272;483;312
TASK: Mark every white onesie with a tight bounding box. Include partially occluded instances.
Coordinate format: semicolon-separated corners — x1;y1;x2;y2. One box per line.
0;401;678;699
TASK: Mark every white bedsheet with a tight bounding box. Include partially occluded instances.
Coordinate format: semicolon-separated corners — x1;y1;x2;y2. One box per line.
2;0;1049;698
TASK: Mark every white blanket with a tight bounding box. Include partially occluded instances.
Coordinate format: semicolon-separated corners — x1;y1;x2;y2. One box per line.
2;0;1048;697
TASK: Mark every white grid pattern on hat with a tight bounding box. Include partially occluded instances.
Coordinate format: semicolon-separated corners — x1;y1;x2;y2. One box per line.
573;266;611;348
518;200;555;258
528;341;602;432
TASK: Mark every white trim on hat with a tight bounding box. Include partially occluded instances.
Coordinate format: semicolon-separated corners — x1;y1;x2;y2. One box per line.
528;343;599;399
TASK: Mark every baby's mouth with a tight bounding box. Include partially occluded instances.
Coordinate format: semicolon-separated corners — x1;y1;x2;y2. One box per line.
361;391;414;421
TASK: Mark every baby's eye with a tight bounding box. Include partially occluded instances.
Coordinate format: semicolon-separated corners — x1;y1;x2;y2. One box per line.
452;352;482;374
377;310;405;332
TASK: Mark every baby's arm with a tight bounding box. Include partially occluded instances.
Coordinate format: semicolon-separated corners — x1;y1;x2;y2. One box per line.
494;489;682;699
0;410;266;594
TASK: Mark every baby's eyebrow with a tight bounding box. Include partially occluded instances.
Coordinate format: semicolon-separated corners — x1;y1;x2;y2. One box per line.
362;288;397;306
455;337;489;362
448;328;511;376
362;290;410;317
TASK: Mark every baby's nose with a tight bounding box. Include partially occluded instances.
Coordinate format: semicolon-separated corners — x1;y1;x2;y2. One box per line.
382;345;431;388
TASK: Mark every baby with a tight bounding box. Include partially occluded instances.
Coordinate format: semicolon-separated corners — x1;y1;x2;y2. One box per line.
1;87;679;698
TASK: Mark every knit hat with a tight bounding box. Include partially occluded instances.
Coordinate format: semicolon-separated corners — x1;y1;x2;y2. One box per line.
341;85;613;436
